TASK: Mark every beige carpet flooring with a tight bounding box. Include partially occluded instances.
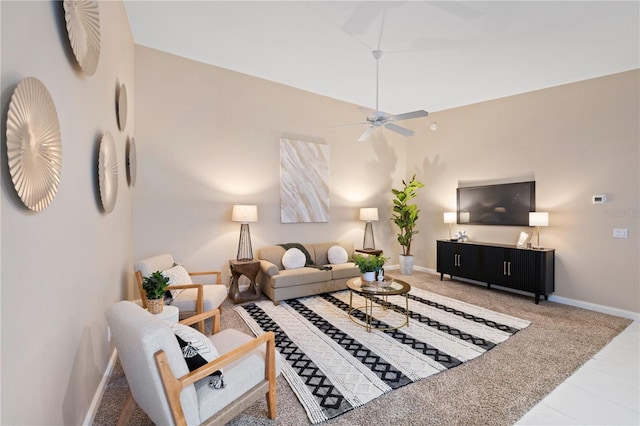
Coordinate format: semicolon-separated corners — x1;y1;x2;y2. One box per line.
93;271;631;425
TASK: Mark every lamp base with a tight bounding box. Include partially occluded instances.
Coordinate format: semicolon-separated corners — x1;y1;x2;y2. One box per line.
532;245;545;250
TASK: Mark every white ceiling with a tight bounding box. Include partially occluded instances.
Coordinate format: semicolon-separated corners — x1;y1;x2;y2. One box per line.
123;1;639;114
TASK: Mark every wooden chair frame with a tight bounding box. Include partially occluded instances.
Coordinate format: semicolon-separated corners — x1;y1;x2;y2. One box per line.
118;309;277;426
135;269;223;332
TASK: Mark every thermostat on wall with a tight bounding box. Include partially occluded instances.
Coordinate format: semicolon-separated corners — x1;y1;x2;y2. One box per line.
592;194;607;204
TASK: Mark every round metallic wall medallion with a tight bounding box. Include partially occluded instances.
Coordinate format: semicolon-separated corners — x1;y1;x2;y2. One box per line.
6;77;62;212
98;131;118;213
64;0;101;76
117;83;127;131
126;136;136;187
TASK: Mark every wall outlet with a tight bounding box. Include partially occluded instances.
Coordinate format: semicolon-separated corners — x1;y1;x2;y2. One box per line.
613;228;628;239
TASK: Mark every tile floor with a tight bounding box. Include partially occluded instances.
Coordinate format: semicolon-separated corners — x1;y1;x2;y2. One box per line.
517;321;640;425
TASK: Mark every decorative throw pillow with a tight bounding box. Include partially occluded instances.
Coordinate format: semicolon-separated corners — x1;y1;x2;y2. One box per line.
282;248;306;270
169;322;225;389
327;245;349;264
162;265;192;298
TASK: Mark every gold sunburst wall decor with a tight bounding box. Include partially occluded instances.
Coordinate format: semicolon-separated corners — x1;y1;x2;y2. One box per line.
98;131;118;213
64;0;101;76
6;77;63;212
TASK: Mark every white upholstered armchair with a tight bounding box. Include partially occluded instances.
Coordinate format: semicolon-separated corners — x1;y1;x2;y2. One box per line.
134;253;227;331
106;301;280;425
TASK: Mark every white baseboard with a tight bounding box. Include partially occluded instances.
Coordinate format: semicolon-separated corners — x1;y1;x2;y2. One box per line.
547;295;639;321
83;348;118;426
400;266;639;321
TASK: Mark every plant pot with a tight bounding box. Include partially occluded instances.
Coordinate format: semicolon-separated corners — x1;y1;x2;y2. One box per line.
362;271;376;282
399;254;414;275
147;298;164;314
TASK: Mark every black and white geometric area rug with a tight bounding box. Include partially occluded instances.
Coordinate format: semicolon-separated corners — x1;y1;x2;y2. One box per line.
235;287;530;424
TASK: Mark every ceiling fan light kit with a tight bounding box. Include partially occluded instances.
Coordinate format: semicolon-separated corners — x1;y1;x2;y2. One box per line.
341;50;429;141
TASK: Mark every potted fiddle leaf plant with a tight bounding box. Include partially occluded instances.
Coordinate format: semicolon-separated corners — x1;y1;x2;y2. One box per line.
391;174;425;274
353;253;388;282
142;271;170;314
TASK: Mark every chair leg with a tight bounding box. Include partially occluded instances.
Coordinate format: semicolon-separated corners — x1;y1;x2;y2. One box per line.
117;392;137;426
266;388;276;419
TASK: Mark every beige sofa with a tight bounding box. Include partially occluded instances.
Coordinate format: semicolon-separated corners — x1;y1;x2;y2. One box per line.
256;241;360;305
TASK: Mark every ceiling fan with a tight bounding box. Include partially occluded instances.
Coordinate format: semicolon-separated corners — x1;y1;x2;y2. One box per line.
341;50;429;141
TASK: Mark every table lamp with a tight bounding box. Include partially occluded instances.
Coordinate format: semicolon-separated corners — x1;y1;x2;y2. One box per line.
359;207;378;250
232;205;258;261
529;212;549;249
444;212;456;240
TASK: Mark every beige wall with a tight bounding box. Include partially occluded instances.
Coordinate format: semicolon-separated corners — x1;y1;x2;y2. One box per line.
133;45;408;288
1;1;135;424
134;47;638;315
408;70;639;313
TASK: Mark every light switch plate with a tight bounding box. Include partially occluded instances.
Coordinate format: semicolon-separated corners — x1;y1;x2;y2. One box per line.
592;194;607;204
613;228;628;238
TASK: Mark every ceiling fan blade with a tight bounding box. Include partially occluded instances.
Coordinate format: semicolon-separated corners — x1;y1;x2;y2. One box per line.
358;126;375;142
390;110;429;121
384;122;415;137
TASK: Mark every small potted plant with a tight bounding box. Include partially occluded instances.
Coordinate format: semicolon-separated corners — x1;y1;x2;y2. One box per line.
142;271;170;314
353;254;388;282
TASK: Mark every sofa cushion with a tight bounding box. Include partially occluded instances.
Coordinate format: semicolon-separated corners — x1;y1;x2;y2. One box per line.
282;248;306;270
257;246;286;270
328;262;360;280
267;267;332;288
327;245;349;264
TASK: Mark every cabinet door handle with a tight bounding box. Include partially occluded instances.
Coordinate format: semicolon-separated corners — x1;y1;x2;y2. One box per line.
503;261;507;275
454;254;458;266
508;262;511;276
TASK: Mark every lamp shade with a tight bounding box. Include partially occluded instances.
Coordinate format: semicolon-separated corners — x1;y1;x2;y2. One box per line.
529;212;549;227
232;205;258;223
359;207;379;221
443;212;456;224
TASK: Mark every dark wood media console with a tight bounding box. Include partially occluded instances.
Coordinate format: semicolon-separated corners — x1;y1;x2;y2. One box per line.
436;240;555;304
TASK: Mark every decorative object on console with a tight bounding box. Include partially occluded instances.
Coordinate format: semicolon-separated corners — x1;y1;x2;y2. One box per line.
529;212;549;249
454;230;468;242
391;175;425;275
232;204;257;261
116;83;127;131
6;77;62;212
444;212;457;240
516;231;532;248
280;137;329;223
142;271;170;314
98;131;118;213
359;207;378;250
63;0;100;76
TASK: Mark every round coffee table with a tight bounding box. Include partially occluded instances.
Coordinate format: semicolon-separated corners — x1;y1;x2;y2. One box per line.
346;277;411;332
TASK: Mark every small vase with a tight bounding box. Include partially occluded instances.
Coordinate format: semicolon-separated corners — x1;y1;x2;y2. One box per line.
147;298;164;314
362;271;376;282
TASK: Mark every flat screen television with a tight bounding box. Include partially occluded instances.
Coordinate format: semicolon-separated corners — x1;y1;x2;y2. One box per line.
457;181;535;226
